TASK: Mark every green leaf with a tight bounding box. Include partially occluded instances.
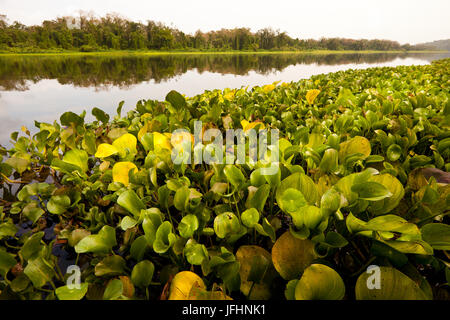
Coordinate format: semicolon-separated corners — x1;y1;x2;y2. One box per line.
0;221;18;240
62;149;89;172
355;266;429;300
0;250;17;278
386;144;402;161
23;203;44;224
241;208;260;228
20;231;44;261
95;255;126;277
60;111;83;127
174;186;190;211
92;107;110;123
184;240;208;265
55;283;89;300
75;225;117;254
153;221;176;254
103;279;123;300
249;184;270;212
295;264;345;300
351;181;392;201
166;90;186;110
279;188;307;214
224;165;245;190
285;280;299;300
130;236;150;261
214;212;241;239
120;216;138;231
131;260;155;288
47;195;71;215
117;190;146;218
276;172;319;209
24;256;55;288
421;223;450;250
368;174;405;215
178;214;199;238
4;156;29;174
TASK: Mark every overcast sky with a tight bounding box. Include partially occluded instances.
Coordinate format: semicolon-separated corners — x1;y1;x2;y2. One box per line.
1;0;449;44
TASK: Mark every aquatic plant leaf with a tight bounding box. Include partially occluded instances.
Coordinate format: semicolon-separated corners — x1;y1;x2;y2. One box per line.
295;264;345;300
75;225;117;254
55;283;89;300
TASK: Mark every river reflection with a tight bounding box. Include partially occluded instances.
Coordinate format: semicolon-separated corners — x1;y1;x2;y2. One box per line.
0;51;449;144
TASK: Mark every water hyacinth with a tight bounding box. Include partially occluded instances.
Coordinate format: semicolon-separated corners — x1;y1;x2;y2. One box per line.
0;59;448;300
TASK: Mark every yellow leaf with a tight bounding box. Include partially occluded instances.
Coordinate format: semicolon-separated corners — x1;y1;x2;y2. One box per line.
241;120;265;133
153;132;172;151
95;144;118;158
262;84;275;93
338;136;371;161
138;122;149;142
306;89;321;105
112;162;138;186
112;133;137;157
223;91;235;101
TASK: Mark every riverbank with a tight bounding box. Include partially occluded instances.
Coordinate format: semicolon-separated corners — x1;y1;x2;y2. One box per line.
0;49;446;57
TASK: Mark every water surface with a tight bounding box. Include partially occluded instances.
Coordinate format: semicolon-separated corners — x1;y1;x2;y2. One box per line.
1;52;449;145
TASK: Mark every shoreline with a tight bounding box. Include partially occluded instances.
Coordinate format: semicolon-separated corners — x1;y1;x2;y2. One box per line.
0;49;447;57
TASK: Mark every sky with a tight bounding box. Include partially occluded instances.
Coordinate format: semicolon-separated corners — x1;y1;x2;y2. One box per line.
1;0;449;45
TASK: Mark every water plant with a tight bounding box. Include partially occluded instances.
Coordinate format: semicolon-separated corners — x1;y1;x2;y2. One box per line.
0;58;449;300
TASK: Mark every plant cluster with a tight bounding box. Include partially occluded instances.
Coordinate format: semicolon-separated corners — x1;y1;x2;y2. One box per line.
0;59;449;300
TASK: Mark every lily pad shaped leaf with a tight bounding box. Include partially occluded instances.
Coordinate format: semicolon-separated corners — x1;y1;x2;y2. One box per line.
236;245;277;300
131;260;155;288
112;162;138;187
178;214;199;239
55;283;89;300
295;264;345;300
75;225;117;254
95;133;137;159
168;271;206;300
62;149;89;172
338;136;371;161
95;144;118;158
271;231;316;280
276;172;319;209
355;266;430;300
241;208;260;228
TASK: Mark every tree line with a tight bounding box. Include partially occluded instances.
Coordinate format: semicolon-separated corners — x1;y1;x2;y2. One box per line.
0;13;429;52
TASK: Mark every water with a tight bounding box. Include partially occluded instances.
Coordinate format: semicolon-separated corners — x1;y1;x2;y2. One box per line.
0;51;449;145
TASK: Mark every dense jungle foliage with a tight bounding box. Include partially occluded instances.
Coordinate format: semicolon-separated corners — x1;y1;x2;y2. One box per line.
0;59;449;300
0;13;430;53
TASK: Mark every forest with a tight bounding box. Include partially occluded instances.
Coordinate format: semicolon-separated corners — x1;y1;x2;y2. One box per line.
0;13;431;53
